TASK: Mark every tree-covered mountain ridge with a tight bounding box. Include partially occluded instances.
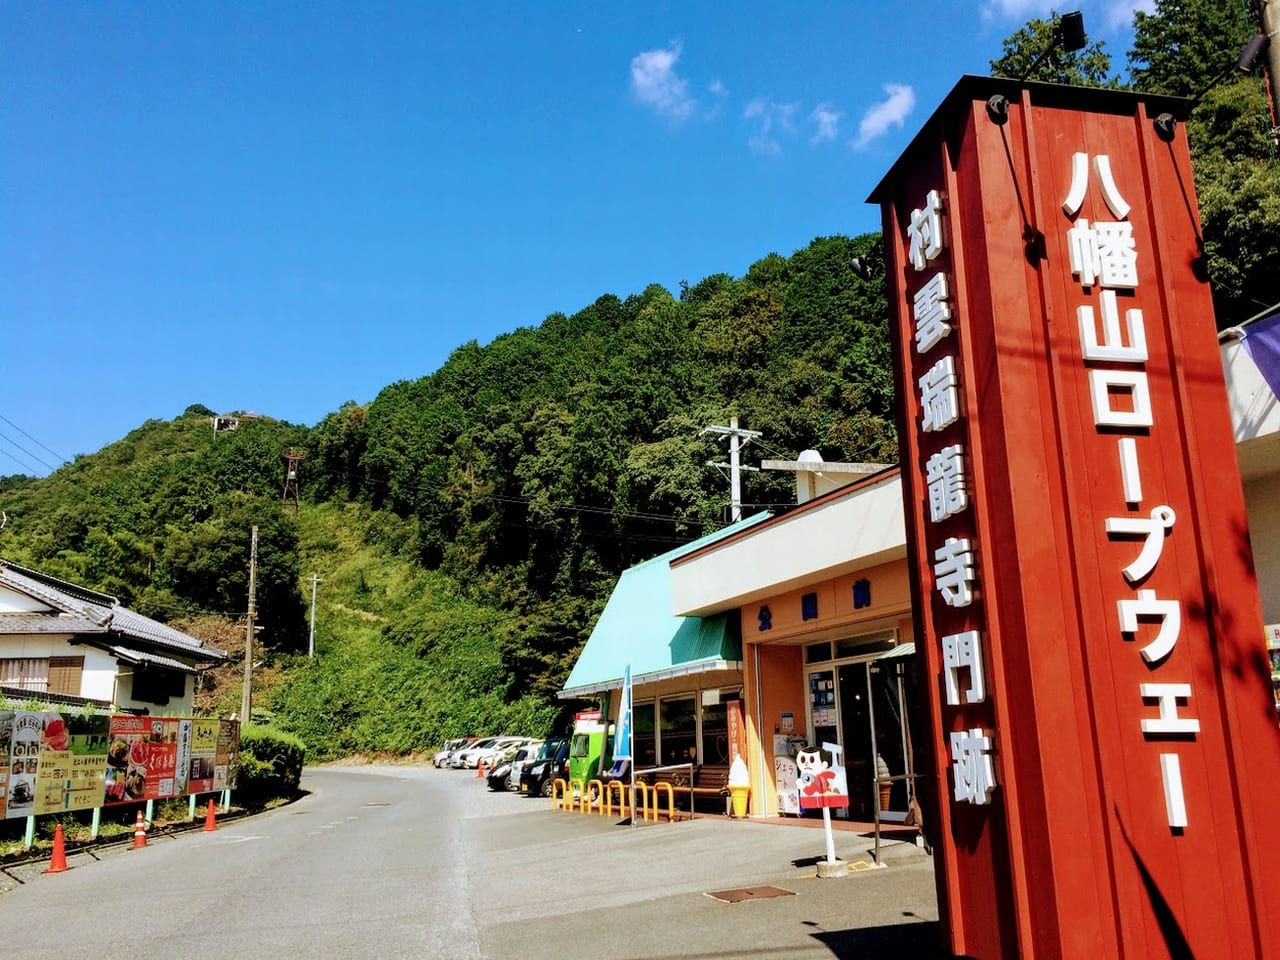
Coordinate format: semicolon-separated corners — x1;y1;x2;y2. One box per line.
0;234;896;757
7;0;1276;757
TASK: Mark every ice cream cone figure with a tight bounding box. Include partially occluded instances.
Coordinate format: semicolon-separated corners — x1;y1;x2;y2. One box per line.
728;757;750;817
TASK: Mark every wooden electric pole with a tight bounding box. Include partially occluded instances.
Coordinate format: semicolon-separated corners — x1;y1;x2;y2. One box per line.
240;525;258;724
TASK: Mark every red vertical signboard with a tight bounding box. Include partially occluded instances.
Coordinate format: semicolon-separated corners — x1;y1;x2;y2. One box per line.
871;77;1280;959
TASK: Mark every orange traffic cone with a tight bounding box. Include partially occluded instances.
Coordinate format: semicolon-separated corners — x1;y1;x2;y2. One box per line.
202;798;218;832
44;823;69;874
132;810;147;849
476;758;486;779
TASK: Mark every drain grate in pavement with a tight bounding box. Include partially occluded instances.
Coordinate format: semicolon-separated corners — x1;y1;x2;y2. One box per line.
703;885;796;904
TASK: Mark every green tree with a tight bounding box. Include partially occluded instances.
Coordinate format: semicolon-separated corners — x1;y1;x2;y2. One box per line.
990;12;1118;86
1128;0;1279;323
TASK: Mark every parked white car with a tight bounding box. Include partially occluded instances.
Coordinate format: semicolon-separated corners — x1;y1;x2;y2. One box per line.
467;736;531;769
504;740;544;790
432;738;470;768
449;737;500;768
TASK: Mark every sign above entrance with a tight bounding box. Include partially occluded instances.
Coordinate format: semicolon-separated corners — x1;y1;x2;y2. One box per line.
872;76;1280;960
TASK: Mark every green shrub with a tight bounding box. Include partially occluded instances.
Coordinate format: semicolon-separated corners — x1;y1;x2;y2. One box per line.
236;724;306;803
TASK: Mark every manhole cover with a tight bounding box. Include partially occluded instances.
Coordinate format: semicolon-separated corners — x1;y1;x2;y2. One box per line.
704;885;796;904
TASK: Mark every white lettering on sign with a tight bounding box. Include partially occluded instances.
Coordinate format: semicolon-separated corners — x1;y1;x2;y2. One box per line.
1160;753;1188;829
904;184;994;808
1068;220;1139;288
1139;684;1200;735
1118;589;1182;665
1064;152;1196;830
943;630;986;704
914;271;953;353
933;537;975;607
1062;151;1131;219
926;444;969;522
950;728;997;805
1106;505;1176;584
1088;369;1154;428
1118;438;1142;504
919;355;960;432
1078;290;1147;362
907;188;944;271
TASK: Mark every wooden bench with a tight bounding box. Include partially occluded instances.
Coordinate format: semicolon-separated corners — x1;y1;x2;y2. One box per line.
647;764;731;814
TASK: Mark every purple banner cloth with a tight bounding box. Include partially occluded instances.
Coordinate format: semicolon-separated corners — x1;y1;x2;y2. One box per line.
1242;310;1280;398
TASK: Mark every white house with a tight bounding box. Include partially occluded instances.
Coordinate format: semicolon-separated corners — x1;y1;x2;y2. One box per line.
0;559;226;714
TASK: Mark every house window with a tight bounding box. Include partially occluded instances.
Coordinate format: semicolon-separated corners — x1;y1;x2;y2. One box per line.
48;657;84;696
659;696;697;765
131;666;186;705
0;658;48;691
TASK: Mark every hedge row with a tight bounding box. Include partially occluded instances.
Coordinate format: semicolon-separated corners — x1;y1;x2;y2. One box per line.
237;724;306;803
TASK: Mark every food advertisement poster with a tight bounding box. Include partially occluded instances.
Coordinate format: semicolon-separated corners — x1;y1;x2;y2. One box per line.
187;719;220;794
34;713;111;815
104;716;182;804
3;711;111;818
2;711;238;817
219;719;240;790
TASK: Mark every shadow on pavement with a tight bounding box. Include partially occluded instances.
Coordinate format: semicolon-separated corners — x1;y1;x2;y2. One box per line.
809;920;952;958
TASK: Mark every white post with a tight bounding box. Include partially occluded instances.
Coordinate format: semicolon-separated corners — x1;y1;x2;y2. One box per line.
822;807;837;863
308;573;321;657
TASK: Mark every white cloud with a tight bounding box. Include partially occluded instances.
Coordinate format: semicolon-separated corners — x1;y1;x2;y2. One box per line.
810;102;842;145
1096;0;1154;30
704;77;730;119
853;84;916;150
980;0;1052;22
630;42;696;122
981;0;1154;30
744;96;799;156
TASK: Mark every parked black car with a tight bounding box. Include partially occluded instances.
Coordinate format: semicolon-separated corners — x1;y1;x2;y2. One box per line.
486;760;511;791
519;737;570;798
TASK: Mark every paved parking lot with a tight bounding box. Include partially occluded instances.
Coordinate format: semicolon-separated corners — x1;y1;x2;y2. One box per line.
448;767;947;959
2;766;947;959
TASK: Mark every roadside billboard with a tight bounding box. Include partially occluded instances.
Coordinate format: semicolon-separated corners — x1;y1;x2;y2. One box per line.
1;710;239;818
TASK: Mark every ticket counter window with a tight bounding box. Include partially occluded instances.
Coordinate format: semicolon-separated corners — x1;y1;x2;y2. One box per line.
659;696;697;765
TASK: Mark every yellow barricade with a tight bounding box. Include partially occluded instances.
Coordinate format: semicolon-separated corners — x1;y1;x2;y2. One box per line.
586;780;605;814
633;782;650;821
569;778;587;812
551;778;569;809
650;782;675;822
603;780;628;817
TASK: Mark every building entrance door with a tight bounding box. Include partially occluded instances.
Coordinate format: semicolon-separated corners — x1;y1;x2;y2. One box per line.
836;654;914;822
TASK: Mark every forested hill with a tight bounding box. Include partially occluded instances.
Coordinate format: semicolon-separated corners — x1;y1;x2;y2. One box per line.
6;1;1275;757
0;234;896;756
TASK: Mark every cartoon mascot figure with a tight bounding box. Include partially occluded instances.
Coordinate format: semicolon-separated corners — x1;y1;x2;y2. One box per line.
795;747;842;801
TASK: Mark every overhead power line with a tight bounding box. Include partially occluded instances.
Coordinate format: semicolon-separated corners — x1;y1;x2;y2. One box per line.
0;414;70;470
0;430;59;474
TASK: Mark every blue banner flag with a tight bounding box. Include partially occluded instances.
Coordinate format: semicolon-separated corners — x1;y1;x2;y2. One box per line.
1241;308;1280;399
614;663;633;760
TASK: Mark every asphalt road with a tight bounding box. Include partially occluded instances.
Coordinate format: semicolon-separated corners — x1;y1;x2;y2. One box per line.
2;765;945;959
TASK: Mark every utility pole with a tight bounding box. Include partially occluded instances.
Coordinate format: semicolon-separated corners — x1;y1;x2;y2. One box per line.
308;573;322;657
702;416;762;522
241;525;258;725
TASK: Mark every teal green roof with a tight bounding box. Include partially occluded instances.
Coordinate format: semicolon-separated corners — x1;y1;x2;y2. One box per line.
559;513;771;698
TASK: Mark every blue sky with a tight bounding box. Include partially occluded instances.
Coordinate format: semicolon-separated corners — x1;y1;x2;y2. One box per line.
1;0;1150;477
